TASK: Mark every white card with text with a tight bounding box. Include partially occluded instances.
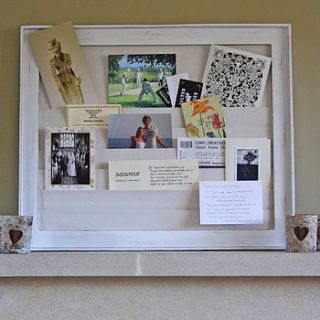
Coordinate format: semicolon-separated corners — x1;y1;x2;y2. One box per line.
199;181;263;224
108;159;199;190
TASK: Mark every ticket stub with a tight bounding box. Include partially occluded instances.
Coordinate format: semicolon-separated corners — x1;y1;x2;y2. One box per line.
177;138;225;168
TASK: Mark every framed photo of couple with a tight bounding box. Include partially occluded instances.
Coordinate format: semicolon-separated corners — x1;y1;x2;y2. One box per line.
19;24;294;251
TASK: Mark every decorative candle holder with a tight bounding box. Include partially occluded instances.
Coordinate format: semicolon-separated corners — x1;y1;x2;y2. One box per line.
1;216;33;253
317;215;320;251
286;214;318;252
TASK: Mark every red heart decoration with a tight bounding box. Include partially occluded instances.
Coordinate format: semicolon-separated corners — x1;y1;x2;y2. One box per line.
294;226;309;241
9;229;23;245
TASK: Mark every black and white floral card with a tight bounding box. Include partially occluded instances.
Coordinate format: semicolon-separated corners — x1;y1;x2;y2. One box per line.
202;45;271;108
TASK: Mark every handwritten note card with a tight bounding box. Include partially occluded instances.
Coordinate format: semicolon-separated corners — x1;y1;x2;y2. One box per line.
109;159;199;190
199;181;263;224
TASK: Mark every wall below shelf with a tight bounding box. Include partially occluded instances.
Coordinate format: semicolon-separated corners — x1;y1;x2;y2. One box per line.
0;251;319;277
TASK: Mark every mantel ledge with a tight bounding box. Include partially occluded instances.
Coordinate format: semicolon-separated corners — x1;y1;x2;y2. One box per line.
0;251;319;277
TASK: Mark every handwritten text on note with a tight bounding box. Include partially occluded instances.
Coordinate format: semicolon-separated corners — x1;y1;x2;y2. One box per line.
199;181;263;224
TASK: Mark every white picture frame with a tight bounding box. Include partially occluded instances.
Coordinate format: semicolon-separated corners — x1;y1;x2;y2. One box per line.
19;24;294;250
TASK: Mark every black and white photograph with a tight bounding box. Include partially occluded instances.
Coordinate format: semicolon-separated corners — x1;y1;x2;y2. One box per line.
175;79;203;107
236;148;259;181
108;113;172;149
45;127;95;190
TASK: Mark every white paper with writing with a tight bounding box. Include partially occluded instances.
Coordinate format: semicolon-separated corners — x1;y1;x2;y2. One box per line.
199;181;263;224
177;138;225;168
66;104;121;128
108;159;199;190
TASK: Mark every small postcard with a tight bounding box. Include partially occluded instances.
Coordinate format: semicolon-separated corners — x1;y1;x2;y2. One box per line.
199;181;264;224
181;97;226;138
177;138;225;168
107;54;176;108
45;127;95;190
108;113;172;149
175;79;203;107
28;21;98;107
202;45;271;108
225;138;271;186
108;159;199;191
166;73;189;107
156;85;172;107
66;104;121;128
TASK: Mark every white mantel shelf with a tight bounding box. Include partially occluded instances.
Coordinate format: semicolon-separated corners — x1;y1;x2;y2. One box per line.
0;251;319;277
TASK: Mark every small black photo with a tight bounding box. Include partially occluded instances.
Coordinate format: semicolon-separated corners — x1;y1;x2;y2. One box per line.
50;132;91;186
236;148;259;181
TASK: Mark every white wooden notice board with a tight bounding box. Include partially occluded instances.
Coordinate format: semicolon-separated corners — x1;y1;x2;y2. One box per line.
19;24;294;250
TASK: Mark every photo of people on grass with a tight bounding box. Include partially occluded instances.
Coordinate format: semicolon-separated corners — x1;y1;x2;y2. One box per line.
107;54;176;108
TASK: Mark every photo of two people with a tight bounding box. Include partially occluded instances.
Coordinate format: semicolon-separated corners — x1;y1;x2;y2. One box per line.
108;114;172;149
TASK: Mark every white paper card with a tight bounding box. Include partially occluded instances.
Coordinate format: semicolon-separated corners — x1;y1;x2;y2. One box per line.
165;73;189;107
202;45;271;108
199;181;263;224
225;138;271;187
109;159;199;190
66;104;121;128
177;138;225;168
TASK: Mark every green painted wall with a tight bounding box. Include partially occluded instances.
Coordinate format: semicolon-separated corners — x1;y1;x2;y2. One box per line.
0;0;319;214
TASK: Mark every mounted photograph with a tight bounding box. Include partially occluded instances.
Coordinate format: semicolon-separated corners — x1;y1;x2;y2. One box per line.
236;148;259;181
45;127;95;190
225;138;271;187
107;54;176;108
108;113;172;149
28;21;98;107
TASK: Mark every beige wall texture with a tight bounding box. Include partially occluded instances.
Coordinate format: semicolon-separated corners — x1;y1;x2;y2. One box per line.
1;0;320;319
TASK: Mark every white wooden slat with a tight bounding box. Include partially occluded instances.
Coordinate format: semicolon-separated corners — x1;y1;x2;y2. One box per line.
39;107;272;149
39;44;272;109
40;208;274;231
38;169;273;209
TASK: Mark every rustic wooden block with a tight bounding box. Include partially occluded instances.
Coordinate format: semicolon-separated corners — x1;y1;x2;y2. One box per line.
286;214;318;252
1;216;33;254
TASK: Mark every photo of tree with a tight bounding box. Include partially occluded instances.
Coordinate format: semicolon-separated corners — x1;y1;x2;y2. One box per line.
236;148;259;181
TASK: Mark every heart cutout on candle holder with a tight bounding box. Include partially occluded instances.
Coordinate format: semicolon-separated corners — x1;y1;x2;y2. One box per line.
9;229;23;245
294;226;309;241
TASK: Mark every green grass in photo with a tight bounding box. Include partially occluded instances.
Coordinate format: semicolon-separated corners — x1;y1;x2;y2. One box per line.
108;94;166;108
